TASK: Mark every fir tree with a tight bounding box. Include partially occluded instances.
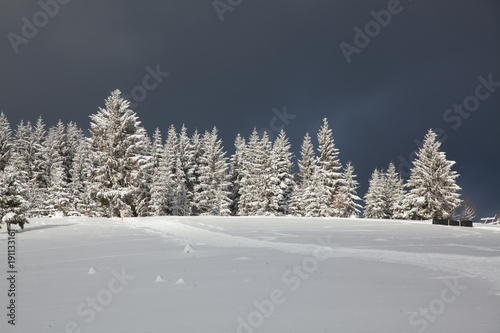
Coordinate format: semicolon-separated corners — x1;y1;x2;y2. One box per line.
383;162;406;219
40;123;69;212
0;112;12;172
69;138;95;215
151;128;163;169
260;131;278;215
193;127;231;215
338;161;362;218
65;122;85;183
89;90;151;217
270;130;295;215
239;129;268;216
406;129;461;220
135;135;153;217
364;169;386;219
172;125;195;216
302;164;331;217
229;134;246;216
31;117;48;211
0;165;29;228
151;125;177;216
316;118;343;216
9;118;45;213
291;133;316;216
190;129;202;215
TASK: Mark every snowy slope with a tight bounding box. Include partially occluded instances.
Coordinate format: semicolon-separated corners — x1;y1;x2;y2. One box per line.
1;216;500;333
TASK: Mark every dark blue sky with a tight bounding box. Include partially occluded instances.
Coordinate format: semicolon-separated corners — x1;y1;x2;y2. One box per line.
1;0;499;219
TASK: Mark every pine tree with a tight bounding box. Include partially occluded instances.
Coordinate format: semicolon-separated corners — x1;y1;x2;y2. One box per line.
297;133;315;185
151;128;163;169
383;162;406;219
338;161;362;218
149;127;164;215
65;122;85;183
270;130;295;215
69;138;95;215
9;121;32;208
0;165;28;228
193;127;231;215
9;118;45;213
89;90;151;217
239;129;268;216
316;118;343;216
190;129;202;215
135;135;153;217
364;169;386;219
260;131;278;215
302;164;331;217
406;129;461;220
31;117;48;211
291;133;316;216
0;112;12;172
229;134;246;216
171;125;195;216
151;125;177;216
40;123;69;212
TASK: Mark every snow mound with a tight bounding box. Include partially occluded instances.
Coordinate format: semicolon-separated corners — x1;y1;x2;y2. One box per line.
155;275;166;283
235;256;251;260
2;212;16;223
175;278;185;285
53;211;64;218
183;243;194;253
87;267;99;274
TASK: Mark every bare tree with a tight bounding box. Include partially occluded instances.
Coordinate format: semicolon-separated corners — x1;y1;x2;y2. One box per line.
457;195;476;221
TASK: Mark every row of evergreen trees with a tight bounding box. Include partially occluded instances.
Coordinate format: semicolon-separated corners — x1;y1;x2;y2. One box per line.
0;90;462;222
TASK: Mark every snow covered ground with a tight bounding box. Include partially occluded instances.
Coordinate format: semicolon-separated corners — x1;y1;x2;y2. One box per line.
1;216;500;333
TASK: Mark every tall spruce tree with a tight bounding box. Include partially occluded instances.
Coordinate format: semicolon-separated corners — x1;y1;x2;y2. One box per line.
338;161;362;218
302;164;331;217
9;119;46;213
238;129;266;216
151;125;177;216
89;89;151;217
193;127;231;216
270;129;295;215
229;134;246;216
291;133;316;216
65;121;84;183
364;169;386;219
0;112;12;172
69;137;95;215
0;165;28;228
316;118;343;216
171;125;195;216
406;129;461;220
190;129;203;215
383;162;406;219
40;123;69;212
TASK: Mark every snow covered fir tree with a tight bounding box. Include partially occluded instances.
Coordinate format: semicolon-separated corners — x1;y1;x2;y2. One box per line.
0;91;466;222
405;129;462;220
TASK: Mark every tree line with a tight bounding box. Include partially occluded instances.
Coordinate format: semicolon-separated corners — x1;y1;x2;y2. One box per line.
0;90;463;224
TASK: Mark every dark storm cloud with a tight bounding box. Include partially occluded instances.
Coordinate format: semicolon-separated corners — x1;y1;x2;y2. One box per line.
1;0;499;217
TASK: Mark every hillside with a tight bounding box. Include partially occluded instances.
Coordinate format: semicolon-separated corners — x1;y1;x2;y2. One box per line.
1;217;499;332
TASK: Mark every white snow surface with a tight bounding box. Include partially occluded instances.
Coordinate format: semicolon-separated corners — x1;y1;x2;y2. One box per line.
1;216;500;332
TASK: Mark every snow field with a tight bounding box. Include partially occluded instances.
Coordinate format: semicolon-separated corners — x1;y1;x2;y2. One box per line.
1;216;499;332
